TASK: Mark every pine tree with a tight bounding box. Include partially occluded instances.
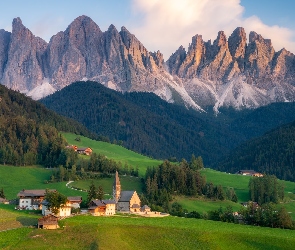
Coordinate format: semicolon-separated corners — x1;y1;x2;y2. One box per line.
97;186;104;200
0;187;5;199
87;182;97;205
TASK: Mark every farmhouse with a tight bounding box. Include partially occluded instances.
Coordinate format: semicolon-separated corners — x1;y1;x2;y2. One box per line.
236;170;263;177
17;189;56;210
41;200;72;217
66;145;92;155
76;147;92;155
113;171;141;212
88;199;116;216
38;214;59;229
67;196;82;208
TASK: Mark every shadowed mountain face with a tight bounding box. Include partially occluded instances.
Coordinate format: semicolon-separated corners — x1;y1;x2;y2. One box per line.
1;16;295;111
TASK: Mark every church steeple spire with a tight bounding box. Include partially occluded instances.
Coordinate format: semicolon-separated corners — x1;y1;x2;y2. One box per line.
113;171;121;203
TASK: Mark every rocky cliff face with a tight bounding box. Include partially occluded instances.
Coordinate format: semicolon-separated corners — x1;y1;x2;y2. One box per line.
168;27;295;111
1;16;295;111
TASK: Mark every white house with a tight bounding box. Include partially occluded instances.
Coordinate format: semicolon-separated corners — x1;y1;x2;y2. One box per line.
88;199;116;216
17;189;56;210
41;200;71;217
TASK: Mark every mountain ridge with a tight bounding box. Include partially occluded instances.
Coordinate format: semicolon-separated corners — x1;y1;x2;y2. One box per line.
1;16;295;111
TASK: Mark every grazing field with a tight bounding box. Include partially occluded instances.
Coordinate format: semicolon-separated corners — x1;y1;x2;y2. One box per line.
201;168;251;202
0;165;86;200
1;212;295;250
62;132;162;176
174;196;243;213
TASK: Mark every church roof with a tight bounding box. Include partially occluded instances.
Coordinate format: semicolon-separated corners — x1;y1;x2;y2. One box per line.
118;191;136;202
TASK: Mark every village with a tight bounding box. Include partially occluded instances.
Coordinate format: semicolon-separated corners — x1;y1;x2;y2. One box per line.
4;171;168;230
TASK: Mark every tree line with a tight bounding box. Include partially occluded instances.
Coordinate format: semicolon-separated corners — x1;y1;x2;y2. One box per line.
49;151;139;183
0;83;94;167
141;157;237;212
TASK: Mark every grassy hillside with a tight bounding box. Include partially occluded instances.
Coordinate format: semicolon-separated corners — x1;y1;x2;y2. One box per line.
0;165;86;200
62;132;162;176
1;211;295;249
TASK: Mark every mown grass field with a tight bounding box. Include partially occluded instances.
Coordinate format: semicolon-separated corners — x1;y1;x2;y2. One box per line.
0;165;86;200
174;196;243;213
1;209;295;250
62;132;162;176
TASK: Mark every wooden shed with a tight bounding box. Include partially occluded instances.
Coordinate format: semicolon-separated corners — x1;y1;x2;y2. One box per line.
38;214;59;229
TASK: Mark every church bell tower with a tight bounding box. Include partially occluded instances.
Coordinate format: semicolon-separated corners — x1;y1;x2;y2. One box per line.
113;171;121;203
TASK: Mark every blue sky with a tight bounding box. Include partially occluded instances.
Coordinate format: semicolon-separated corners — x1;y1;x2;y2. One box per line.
1;0;294;59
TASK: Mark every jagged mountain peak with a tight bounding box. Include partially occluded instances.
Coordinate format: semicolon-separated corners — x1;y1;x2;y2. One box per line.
214;31;227;47
1;18;295;112
12;17;23;26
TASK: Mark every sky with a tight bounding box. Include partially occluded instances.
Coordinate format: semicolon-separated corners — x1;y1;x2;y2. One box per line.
0;0;295;59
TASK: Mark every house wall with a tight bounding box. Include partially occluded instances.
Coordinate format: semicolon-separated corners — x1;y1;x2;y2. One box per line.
43;224;59;229
69;202;81;209
42;204;71;217
58;206;71;217
90;206;106;216
105;204;116;215
19;198;32;208
130;192;141;212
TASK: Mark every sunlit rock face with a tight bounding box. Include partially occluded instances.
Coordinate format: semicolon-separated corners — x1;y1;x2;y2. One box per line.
1;16;295;111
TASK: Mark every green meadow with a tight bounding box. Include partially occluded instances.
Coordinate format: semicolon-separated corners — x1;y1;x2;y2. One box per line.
1;208;295;250
0;165;86;200
62;132;162;176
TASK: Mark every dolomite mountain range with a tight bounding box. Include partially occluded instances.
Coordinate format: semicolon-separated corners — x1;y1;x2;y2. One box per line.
1;15;295;111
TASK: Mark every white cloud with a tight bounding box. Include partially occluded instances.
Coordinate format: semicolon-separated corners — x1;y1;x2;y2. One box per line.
130;0;295;59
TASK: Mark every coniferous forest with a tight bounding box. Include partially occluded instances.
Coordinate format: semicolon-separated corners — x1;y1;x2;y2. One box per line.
217;121;295;181
0;84;94;166
41;81;295;169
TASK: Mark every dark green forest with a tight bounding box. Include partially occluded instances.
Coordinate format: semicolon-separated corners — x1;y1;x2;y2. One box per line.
217;121;295;181
41;81;231;164
40;81;295;166
0;84;94;166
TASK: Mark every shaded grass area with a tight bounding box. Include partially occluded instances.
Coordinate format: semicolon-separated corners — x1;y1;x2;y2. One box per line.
62;132;162;176
0;206;38;232
1;215;295;249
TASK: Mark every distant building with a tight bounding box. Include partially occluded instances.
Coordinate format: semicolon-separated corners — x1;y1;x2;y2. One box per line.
67;196;82;208
17;189;56;210
66;145;92;155
141;205;151;213
38;214;59;229
236;170;263;177
76;147;92;155
88;199;116;216
41;200;72;217
113;171;141;212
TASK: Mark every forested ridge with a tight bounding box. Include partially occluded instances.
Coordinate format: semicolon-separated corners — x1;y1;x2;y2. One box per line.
217;121;295;181
41;81;295;168
41;81;231;164
0;84;94;166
